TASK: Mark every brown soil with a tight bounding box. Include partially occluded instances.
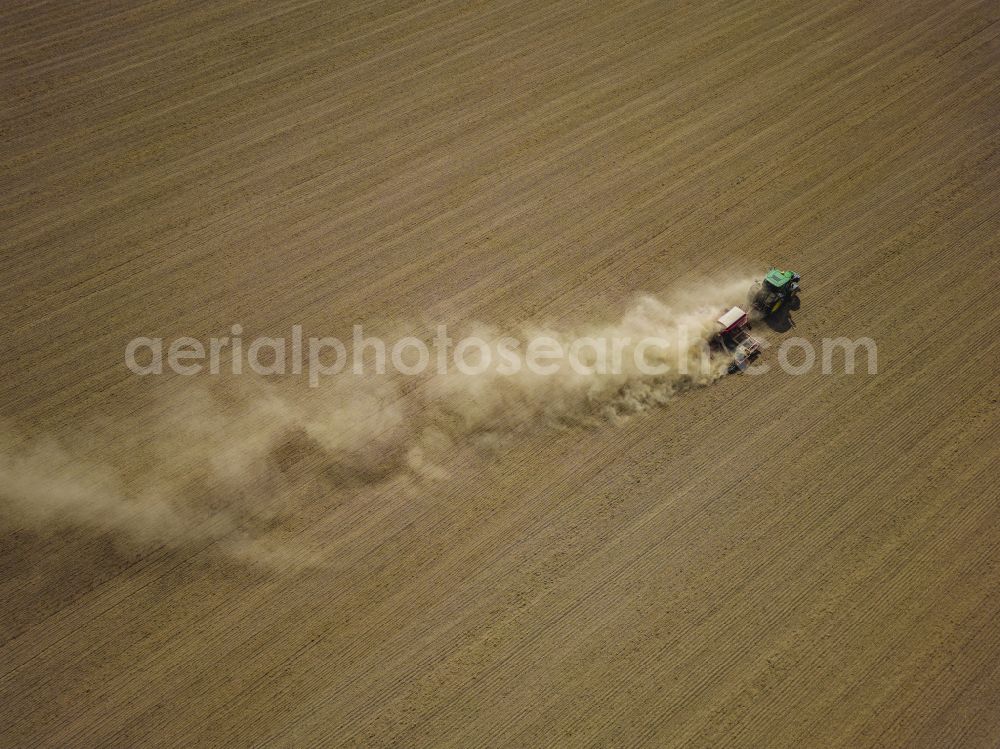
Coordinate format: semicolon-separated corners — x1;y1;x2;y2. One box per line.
1;0;998;745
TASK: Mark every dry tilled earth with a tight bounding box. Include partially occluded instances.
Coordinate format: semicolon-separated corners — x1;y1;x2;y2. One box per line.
1;0;999;746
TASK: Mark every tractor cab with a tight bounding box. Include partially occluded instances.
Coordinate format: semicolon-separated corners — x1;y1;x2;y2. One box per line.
751;268;801;316
764;268;797;290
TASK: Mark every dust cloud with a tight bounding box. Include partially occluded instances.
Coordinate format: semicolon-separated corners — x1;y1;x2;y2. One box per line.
0;277;755;555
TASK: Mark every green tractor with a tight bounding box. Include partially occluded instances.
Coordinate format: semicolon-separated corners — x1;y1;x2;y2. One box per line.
750;267;801;317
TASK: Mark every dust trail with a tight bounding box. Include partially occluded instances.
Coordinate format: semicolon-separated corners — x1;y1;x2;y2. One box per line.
420;276;753;439
0;428;191;544
0;277;755;556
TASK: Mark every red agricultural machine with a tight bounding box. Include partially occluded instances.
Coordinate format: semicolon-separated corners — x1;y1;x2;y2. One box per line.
712;306;761;373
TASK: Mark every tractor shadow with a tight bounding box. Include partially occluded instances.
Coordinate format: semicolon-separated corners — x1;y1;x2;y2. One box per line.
760;297;800;333
763;308;794;332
